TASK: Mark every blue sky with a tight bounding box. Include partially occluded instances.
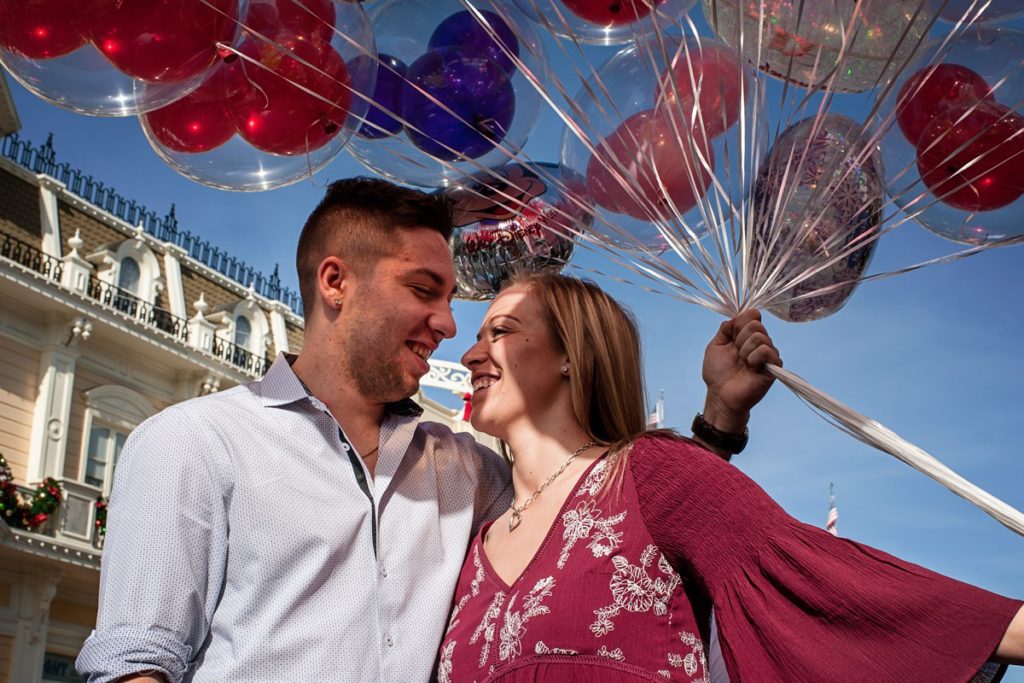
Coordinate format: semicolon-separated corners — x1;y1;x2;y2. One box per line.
5;3;1023;669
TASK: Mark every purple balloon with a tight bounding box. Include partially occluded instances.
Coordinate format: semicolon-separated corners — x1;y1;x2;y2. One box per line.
401;47;515;161
428;9;519;75
354;53;408;139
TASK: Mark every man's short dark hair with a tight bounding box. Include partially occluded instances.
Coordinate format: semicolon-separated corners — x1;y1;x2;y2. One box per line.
296;177;455;318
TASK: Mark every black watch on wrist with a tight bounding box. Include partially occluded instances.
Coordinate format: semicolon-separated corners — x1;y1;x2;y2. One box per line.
691;413;748;454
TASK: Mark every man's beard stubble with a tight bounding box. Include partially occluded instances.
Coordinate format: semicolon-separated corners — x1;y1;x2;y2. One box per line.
339;313;419;403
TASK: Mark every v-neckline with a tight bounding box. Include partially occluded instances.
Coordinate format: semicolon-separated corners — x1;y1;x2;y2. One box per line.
478;452;608;591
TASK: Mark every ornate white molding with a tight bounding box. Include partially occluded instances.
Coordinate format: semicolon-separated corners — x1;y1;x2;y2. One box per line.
422;359;471;394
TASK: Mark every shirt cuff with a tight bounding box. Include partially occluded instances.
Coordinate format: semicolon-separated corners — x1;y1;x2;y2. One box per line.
76;626;194;683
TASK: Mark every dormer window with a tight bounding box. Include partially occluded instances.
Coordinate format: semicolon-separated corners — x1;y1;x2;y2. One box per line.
115;255;142;313
234;314;252;350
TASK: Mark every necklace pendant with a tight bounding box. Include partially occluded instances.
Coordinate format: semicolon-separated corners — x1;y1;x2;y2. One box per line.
508;510;522;532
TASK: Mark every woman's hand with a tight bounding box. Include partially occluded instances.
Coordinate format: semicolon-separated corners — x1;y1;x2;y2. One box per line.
700;310;781;436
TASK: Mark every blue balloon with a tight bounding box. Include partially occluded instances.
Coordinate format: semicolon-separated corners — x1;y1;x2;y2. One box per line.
428;9;519;75
354;53;408;139
401;47;516;161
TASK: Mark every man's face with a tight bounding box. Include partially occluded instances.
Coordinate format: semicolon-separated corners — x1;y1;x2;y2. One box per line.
336;227;458;403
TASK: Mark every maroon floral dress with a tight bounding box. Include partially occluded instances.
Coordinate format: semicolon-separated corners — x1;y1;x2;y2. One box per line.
439;435;1021;682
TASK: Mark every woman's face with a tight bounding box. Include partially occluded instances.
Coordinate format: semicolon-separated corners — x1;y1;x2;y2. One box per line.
461;284;569;439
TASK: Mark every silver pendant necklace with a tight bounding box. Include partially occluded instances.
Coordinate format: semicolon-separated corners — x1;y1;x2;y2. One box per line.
508;441;598;532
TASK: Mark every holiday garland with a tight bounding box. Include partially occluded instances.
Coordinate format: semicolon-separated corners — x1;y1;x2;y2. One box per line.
0;454;64;531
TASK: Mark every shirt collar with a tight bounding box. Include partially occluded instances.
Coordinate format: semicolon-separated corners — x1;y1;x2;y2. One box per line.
254;353;423;417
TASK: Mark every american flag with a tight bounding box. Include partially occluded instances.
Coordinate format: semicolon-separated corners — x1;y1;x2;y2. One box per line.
646;390;664;429
826;482;839;537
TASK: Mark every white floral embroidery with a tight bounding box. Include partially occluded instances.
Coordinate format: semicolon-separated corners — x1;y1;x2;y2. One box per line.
471;590;506;668
437;640;455;683
659;671;672;679
596;645;625;661
590;545;681;635
535;641;578;655
577;457;611;495
557;499;627;568
447;545;487;635
669;630;708;681
498;577;556;662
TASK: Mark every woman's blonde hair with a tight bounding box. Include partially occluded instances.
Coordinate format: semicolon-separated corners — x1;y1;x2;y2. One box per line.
505;272;652;462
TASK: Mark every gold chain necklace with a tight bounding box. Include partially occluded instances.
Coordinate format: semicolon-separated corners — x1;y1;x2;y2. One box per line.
508;441;598;532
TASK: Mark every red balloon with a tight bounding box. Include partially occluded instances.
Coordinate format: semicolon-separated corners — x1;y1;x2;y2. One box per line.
560;0;660;26
658;43;746;140
228;36;352;155
916;102;1024;212
587;109;714;221
0;0;91;59
91;0;240;83
143;67;236;153
244;0;337;42
897;64;993;147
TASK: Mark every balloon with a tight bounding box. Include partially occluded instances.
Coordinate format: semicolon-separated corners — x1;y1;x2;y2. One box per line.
229;35;352;156
0;0;242;116
401;47;515;161
348;0;547;188
245;0;337;42
752;114;882;323
916;102;1024;212
586;109;713;221
428;9;519;75
703;0;933;93
443;162;587;300
355;53;408;140
141;0;375;190
561;36;752;250
512;0;696;46
656;42;747;139
91;0;239;83
0;0;91;59
896;64;994;147
877;28;1024;243
560;0;657;26
937;0;1024;25
142;66;237;154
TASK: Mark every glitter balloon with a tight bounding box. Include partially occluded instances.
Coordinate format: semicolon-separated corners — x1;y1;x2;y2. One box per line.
703;0;933;93
442;162;589;300
753;114;882;322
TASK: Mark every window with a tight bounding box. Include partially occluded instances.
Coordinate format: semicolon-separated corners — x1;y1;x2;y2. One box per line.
114;256;141;315
234;315;252;349
80;386;155;495
85;425;127;490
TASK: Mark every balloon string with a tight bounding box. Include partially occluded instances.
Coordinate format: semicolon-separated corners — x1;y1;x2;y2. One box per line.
767;363;1024;536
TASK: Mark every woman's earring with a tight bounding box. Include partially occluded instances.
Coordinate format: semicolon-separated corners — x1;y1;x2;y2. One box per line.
333;298;342;309
560;365;569;375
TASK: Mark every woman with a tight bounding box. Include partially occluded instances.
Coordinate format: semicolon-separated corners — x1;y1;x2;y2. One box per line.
439;273;1023;682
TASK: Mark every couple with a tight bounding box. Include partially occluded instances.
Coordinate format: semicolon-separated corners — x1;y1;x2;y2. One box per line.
77;178;1022;682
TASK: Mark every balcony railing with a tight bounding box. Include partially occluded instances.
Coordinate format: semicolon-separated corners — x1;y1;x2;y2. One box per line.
211;336;271;376
2;132;302;313
86;277;190;342
1;231;63;282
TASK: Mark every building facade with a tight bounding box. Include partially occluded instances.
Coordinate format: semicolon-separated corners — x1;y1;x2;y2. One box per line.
0;87;491;681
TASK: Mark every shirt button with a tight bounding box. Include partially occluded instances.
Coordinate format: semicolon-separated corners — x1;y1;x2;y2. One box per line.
380;566;388;578
340;442;351;452
385;635;394;647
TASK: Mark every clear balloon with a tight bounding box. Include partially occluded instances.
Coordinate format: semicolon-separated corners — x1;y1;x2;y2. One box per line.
877;28;1024;243
347;0;547;188
752;114;882;323
442;162;588;300
141;0;375;191
0;0;243;116
561;36;754;250
702;0;933;93
936;0;1024;25
511;0;696;46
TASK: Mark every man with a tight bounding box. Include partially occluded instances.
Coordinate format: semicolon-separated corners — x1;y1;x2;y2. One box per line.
77;177;772;682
